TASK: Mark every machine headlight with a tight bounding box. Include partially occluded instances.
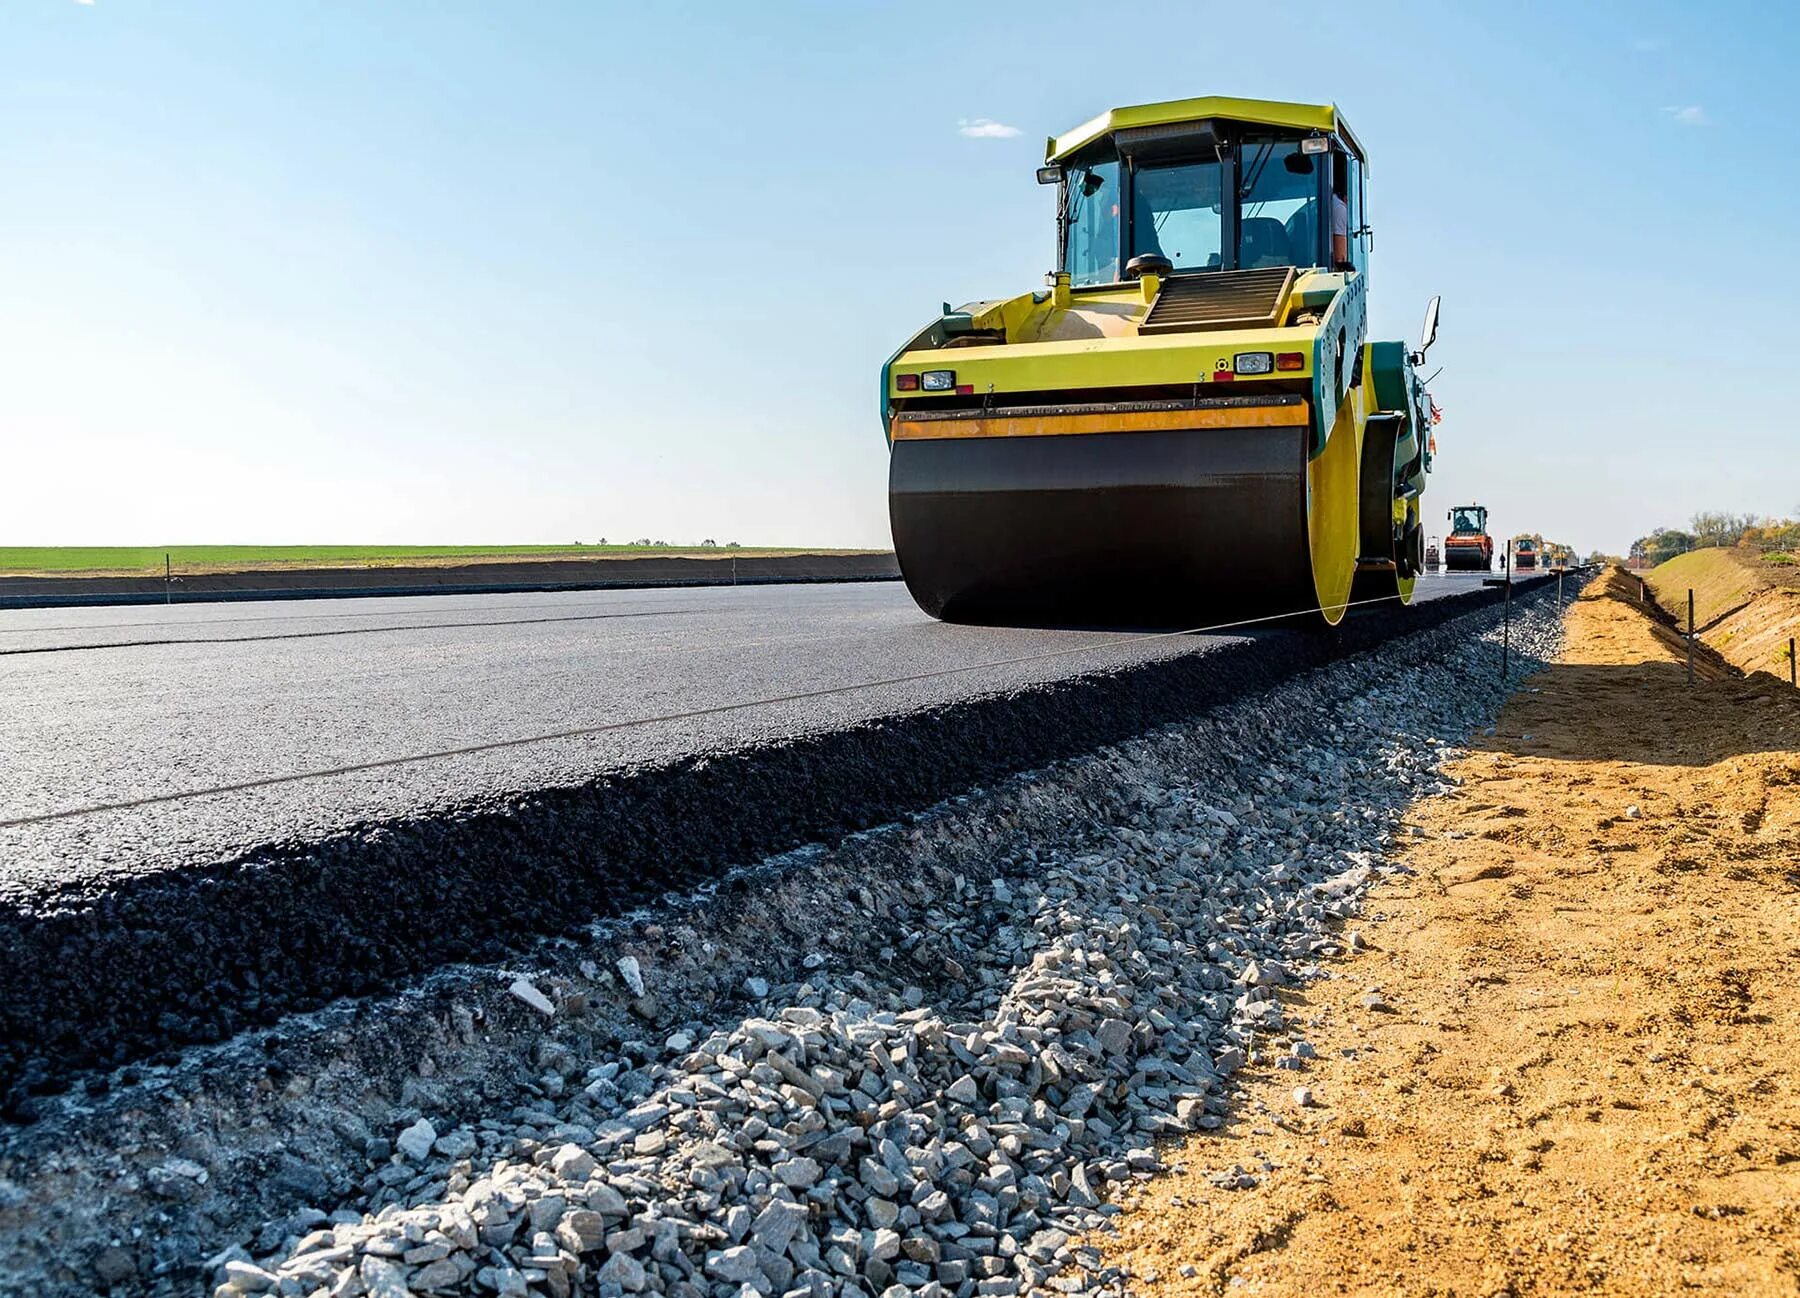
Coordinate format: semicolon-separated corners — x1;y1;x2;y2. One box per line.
921;370;956;391
1233;352;1274;375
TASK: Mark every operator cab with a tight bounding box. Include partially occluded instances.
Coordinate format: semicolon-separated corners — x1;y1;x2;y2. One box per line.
1049;113;1367;287
1449;506;1487;535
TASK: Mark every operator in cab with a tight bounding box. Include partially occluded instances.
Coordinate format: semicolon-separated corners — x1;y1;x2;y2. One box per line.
1330;162;1350;269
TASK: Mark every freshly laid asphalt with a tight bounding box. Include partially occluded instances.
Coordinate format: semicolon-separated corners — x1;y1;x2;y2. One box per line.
0;570;1518;1108
0;573;1497;886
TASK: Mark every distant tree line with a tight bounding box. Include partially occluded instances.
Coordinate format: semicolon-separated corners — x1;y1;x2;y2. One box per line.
569;538;744;548
1628;512;1800;566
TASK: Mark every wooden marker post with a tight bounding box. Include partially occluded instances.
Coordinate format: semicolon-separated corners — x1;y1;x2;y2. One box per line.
1687;589;1695;687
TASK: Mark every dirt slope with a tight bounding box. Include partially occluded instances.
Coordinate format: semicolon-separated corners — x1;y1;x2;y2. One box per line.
1103;567;1800;1295
1646;548;1800;688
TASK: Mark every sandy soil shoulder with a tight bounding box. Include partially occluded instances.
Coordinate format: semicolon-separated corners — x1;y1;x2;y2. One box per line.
1103;568;1800;1296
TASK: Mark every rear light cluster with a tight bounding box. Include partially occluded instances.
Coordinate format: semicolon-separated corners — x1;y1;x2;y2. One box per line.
1226;351;1305;376
899;350;1305;394
895;370;974;395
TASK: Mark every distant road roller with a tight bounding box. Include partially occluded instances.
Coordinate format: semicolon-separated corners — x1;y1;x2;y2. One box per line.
882;95;1440;626
1443;504;1493;571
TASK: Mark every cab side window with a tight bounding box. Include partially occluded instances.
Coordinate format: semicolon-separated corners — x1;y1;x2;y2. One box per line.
1343;154;1367;274
1328;156;1350;270
1062;157;1121;286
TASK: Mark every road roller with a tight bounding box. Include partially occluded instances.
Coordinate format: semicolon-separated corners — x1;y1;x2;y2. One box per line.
1444;503;1493;571
882;95;1440;626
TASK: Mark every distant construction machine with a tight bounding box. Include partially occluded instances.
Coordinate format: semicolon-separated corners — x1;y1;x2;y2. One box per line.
1443;504;1493;571
881;95;1441;627
1513;536;1538;571
1425;537;1441;570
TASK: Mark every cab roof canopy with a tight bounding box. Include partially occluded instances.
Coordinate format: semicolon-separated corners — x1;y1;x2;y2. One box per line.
1047;95;1364;165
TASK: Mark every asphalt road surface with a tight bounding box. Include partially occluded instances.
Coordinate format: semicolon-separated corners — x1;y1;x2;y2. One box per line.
0;569;1524;1099
0;571;1495;893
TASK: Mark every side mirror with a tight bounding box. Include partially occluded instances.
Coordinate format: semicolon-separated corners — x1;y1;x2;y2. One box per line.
1416;295;1441;360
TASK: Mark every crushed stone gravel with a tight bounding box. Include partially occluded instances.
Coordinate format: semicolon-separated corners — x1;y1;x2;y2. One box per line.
192;597;1563;1298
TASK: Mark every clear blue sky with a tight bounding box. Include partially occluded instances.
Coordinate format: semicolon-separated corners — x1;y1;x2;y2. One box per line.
4;1;1796;555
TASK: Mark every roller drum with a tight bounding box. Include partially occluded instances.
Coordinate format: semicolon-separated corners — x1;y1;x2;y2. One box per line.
888;425;1317;628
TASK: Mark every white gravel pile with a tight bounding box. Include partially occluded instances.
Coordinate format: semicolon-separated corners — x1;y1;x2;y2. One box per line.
212;601;1562;1298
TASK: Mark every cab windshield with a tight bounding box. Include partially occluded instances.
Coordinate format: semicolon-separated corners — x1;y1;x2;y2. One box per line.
1451;509;1484;534
1131;159;1224;271
1062;137;1331;284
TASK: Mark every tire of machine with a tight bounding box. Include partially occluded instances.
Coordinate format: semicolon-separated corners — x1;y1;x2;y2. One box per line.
1356;415;1401;558
1348;413;1418;609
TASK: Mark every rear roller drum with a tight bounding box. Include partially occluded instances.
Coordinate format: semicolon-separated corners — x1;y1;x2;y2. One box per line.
889;407;1359;628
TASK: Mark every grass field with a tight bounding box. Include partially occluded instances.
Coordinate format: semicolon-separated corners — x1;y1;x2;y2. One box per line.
0;545;879;577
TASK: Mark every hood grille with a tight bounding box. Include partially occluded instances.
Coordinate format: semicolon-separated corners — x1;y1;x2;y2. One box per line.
1140;266;1296;335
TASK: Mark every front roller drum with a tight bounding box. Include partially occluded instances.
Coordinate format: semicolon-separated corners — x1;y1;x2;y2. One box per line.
888;414;1320;628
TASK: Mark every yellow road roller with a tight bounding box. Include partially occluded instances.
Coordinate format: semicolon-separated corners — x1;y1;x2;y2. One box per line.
882;95;1440;626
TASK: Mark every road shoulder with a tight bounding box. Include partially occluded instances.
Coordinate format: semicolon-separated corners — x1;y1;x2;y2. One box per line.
1104;567;1800;1295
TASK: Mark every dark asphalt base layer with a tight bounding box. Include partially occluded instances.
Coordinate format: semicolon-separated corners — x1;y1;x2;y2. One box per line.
0;580;1540;1117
